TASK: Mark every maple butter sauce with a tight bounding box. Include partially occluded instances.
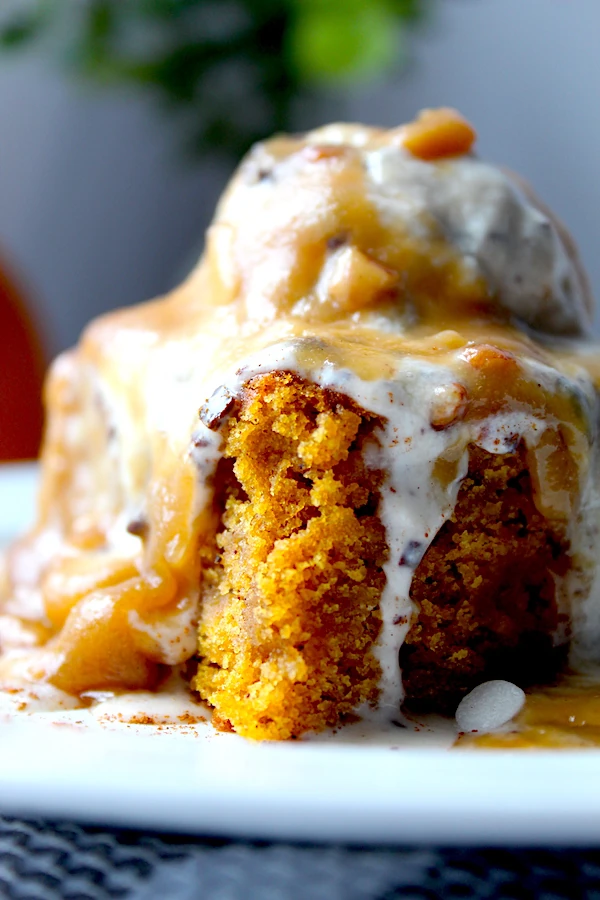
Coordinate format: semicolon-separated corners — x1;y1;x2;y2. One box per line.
1;108;600;742
458;674;600;749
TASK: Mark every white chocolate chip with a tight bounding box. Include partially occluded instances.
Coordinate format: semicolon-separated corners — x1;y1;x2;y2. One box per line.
456;680;526;733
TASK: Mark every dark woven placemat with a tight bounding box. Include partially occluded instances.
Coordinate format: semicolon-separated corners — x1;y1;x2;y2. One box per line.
2;817;600;900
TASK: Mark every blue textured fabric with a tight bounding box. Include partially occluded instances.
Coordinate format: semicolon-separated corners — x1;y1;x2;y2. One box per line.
1;817;600;899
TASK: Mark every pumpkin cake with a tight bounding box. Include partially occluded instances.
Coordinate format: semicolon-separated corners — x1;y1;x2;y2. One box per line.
1;109;599;740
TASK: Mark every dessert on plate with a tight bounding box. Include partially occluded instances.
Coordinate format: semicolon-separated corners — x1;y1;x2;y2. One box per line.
1;108;600;741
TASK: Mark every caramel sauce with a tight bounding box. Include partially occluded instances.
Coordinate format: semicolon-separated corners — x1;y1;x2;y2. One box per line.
458;675;600;749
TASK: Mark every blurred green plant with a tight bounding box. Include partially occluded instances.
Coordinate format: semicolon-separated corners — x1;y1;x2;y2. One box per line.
0;0;429;156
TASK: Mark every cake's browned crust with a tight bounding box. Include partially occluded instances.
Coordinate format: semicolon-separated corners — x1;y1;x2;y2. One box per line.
401;444;568;712
193;372;386;740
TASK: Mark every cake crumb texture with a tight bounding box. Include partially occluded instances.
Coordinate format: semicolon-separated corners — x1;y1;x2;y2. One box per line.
401;444;568;712
193;372;386;739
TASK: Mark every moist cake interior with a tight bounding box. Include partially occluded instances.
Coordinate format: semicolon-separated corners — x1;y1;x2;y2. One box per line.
195;373;570;739
195;372;384;740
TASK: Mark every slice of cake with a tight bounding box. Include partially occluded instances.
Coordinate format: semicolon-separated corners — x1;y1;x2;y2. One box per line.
1;109;599;740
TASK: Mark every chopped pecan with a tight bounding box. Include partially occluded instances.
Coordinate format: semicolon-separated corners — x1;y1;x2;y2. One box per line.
199;385;240;431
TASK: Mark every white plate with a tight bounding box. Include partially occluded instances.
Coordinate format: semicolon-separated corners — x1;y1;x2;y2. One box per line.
1;463;600;845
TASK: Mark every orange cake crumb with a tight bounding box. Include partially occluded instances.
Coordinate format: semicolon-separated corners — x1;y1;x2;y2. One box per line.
194;374;571;737
401;445;568;711
194;373;386;740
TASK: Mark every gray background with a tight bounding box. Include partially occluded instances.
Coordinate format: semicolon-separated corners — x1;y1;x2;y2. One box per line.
0;0;598;356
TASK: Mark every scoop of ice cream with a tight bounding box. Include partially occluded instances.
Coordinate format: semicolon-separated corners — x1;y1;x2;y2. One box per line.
367;148;592;335
207;110;592;336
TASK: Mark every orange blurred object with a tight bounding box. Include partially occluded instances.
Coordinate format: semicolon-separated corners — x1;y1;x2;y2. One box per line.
0;259;45;460
402;108;477;161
